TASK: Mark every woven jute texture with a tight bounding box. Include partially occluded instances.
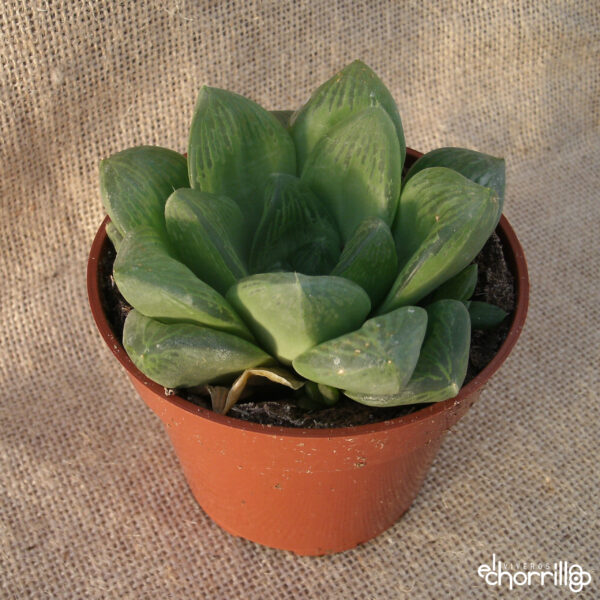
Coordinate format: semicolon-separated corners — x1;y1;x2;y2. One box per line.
1;1;599;598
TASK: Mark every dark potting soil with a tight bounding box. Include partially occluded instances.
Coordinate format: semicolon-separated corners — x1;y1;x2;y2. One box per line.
98;230;515;429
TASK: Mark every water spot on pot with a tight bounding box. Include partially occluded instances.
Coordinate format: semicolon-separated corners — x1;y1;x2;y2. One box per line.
354;457;367;468
237;465;243;470
297;442;305;447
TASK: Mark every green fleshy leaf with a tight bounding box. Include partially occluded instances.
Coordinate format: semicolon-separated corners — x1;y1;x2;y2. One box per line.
113;226;253;340
295;391;324;411
331;217;398;307
291;60;405;171
164;188;247;295
347;300;470;406
302;381;340;408
249;174;341;275
123;310;271;389
301;106;402;242
293;307;428;396
380;168;499;313
430;264;478;302
188;87;296;237
105;221;123;251
100;146;189;236
404;147;505;223
468;301;508;329
316;383;339;406
226;272;371;364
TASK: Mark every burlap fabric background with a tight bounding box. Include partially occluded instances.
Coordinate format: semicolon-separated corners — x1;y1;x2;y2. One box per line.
1;1;598;598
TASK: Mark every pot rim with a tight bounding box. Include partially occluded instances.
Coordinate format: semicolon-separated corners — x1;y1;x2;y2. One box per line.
87;148;529;439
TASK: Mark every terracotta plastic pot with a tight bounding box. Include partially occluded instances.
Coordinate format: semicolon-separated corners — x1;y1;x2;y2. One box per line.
87;148;529;555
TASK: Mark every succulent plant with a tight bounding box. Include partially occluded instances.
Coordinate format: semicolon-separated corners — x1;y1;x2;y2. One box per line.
99;60;508;414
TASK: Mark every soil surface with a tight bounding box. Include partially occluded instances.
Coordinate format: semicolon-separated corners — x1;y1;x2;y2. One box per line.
99;230;515;428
